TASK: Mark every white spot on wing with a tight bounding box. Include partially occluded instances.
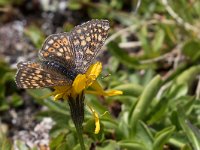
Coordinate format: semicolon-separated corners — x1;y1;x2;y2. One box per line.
48;39;54;44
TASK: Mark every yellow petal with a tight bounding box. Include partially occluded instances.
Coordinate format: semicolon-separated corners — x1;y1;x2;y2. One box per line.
52;85;71;100
72;74;87;94
86;90;123;96
87;81;123;96
86;62;102;86
90;80;104;93
54;93;64;100
86;62;102;77
94;112;100;134
104;90;123;96
87;104;100;134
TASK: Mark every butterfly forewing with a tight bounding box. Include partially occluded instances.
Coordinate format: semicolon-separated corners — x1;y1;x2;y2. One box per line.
69;19;110;73
15;62;71;88
39;33;75;68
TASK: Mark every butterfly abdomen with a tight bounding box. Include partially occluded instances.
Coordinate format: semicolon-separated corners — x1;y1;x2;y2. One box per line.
42;61;77;80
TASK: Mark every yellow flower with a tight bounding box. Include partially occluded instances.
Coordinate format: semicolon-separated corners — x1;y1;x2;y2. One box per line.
49;61;123;134
51;61;123;101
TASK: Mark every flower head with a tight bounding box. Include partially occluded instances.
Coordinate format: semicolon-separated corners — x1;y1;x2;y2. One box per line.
51;61;123;101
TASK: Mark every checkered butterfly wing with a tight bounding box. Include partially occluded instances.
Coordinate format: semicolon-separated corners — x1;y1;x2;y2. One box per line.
69;19;110;73
15;19;110;89
15;62;72;88
38;32;76;68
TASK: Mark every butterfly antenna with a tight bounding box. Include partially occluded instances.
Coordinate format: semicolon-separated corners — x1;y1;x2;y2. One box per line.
101;73;111;79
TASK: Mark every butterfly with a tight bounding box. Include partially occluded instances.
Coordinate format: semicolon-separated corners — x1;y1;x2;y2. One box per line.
15;19;110;88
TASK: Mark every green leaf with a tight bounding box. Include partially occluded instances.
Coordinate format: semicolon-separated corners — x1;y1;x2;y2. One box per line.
152;29;165;52
28;89;69;115
163;63;188;84
168;135;191;149
134;121;154;148
24;25;45;48
153;126;175;150
47;111;70;128
85;95;108;114
186;122;200;149
140;69;155;86
107;57;120;73
0;0;23;5
96;140;120;150
129;75;162;133
138;25;151;54
107;42;140;69
0;102;9;111
117;113;130;139
43;99;69;115
55;143;69;150
182;40;200;61
1;138;12;150
0;0;12;5
178;110;200;150
88;2;110;19
68;0;82;10
167;83;188;99
118;140;147;150
50;133;66;150
10;93;23;107
27;88;51;100
146;97;168;125
176;65;200;86
114;83;143;97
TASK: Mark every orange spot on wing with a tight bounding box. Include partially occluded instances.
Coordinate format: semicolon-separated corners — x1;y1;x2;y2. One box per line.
48;47;55;52
44;52;49;57
57;40;63;45
53;42;60;48
62;38;69;45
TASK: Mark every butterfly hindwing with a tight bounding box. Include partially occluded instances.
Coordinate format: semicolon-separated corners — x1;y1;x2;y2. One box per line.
15;62;71;88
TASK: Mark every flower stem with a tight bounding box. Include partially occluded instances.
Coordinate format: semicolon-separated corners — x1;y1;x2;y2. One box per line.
74;121;85;150
68;92;85;150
